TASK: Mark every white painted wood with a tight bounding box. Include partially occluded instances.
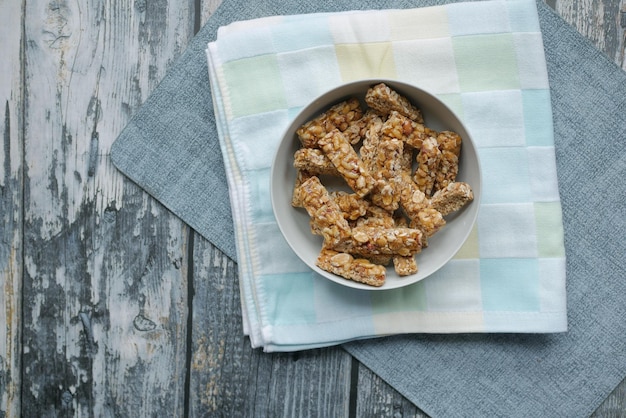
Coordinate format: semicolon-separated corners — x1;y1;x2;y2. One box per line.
20;0;194;415
0;0;24;416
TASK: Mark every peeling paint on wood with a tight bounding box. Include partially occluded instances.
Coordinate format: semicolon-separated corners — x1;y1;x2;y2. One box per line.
0;0;24;416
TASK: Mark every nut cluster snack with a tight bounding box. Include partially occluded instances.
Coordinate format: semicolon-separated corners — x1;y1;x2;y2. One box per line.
292;83;474;287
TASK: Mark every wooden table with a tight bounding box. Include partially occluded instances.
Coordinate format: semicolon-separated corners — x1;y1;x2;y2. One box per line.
1;0;624;416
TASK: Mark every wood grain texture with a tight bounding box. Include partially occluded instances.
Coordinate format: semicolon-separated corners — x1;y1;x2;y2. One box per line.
554;0;626;68
187;240;353;417
355;365;429;418
20;0;194;415
0;1;24;416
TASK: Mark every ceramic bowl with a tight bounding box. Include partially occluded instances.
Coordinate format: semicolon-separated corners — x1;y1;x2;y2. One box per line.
271;79;481;290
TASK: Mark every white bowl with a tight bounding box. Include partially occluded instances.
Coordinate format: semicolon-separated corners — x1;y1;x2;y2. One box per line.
271;79;481;290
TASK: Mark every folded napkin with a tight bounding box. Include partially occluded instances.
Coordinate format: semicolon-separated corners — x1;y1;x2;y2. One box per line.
112;0;626;416
206;0;567;351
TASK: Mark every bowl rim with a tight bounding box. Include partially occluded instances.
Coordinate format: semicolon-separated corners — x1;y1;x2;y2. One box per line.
270;78;482;290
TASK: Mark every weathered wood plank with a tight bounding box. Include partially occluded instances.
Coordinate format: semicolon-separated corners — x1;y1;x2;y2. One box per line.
186;3;353;415
554;0;626;68
20;0;195;415
187;240;353;417
0;1;24;416
355;365;429;418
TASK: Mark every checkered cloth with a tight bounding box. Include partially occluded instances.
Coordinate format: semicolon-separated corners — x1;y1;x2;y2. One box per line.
206;0;566;351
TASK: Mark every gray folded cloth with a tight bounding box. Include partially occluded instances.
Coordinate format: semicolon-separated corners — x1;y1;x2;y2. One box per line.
112;0;626;417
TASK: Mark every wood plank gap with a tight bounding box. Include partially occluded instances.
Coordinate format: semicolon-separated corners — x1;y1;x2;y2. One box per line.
18;0;27;414
194;0;202;34
348;356;359;418
183;231;196;418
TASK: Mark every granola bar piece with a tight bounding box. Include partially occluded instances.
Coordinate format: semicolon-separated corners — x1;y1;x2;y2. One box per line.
316;248;386;287
330;191;370;220
365;83;423;122
430;182;474;216
296;98;363;148
333;226;423;257
293;148;340;176
317;129;375;197
414;136;442;196
294;176;352;247
434;131;462;191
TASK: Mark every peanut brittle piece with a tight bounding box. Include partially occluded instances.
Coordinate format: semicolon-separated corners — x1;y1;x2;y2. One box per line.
291;169;313;207
330;191;370;220
333;226;423;257
359;113;384;173
393;254;418;276
294;176;352;247
318;129;375;197
409;208;446;244
434;131;462;191
382;111;433;150
369;136;405;212
398;172;429;220
293;148;340;176
296;98;363;148
414;136;442;196
430;182;474;216
392;216;418;276
317;248;386;287
365;83;424;122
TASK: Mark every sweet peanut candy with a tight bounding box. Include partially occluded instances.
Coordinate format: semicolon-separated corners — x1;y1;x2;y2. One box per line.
316;248;386;287
330;191;370;220
369;137;404;211
409;208;446;243
333;226;423;257
398;171;430;222
291;169;313;207
365;83;424;123
430;182;474;216
382;111;433;150
414;136;442;196
293;148;339;176
359;113;384;173
393;253;418;276
296;98;363;148
392;216;418;276
294;176;352;247
355;204;395;229
317;129;375;197
343;109;380;145
434;131;462;191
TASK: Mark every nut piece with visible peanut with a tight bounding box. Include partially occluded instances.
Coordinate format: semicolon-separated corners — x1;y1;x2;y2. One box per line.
365;83;423;122
294;176;352;247
296;98;363;148
333;226;423;257
430;182;474;216
317;248;386;287
414;136;442;197
317;129;375;197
